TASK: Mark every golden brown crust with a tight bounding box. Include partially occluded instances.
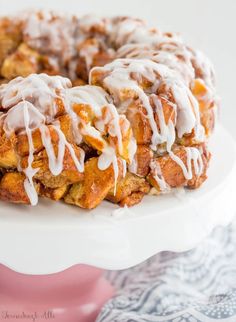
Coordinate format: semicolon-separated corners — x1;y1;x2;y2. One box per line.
147;144;210;191
0;172;30;204
125;101;152;145
106;172;150;204
0;13;216;209
135;145;153;177
64;157;123;209
16;114;73;157
1;44;39;79
39;184;69;201
119;191;146;207
20;145;84;188
0;18;22;67
0;132;18;168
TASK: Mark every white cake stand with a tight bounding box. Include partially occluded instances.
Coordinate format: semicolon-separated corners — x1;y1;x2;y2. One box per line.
0;124;235;322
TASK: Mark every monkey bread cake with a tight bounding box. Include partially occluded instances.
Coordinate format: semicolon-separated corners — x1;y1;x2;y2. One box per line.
0;11;216;209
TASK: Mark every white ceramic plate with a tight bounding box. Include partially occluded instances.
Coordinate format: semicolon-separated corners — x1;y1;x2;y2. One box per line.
0;124;235;275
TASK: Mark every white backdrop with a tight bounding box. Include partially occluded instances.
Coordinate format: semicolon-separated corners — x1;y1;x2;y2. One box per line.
1;0;235;138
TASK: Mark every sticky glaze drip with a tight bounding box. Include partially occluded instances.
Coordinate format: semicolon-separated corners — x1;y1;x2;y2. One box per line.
90;58;205;146
16;11;216;91
148;95;203;189
0;74;134;203
0;73;71;123
23;11;78;64
22;101;40;206
98;146;119;195
117;43;194;85
90;55;206;186
0;12;216;203
65;85;134;185
169;147;204;181
150;159;170;192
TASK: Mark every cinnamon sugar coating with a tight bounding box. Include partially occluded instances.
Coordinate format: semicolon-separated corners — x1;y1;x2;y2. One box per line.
0;11;217;209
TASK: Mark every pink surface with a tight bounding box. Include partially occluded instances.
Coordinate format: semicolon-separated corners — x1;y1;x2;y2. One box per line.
0;264;114;322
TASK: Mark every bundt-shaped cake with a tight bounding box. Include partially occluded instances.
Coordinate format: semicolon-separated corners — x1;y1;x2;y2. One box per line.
0;11;216;209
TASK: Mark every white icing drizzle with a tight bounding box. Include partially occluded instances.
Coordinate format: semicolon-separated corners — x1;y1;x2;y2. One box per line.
112;17;215;91
151;95;176;151
149;95;203;188
90;58;204;145
150;145;204;191
109;17;146;47
191;50;216;94
2;100;45;137
128;156;138;175
121;159;127;178
39;122;85;176
78;15;109;34
53;121;85;173
150;159;170;192
0;74;71;123
97;146;119;195
65;85;132;157
15;11;216;98
22;12;111;78
128;136;138;175
0;12;216;202
22;101;40;206
0;75;135;203
39;124;64;175
64;85;136;190
90;56;206;187
79;43;99;72
110;17;181;48
0;75;84;204
117;43;194;85
169;147;203;181
23;11;78;64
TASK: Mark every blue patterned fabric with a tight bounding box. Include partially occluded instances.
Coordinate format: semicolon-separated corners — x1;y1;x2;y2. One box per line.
97;222;236;322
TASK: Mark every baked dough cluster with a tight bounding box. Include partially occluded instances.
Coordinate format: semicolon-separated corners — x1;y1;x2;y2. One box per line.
0;11;216;209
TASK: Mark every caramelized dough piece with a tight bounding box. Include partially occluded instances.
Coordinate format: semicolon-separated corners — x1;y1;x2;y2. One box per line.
0;18;22;66
64;157;123;209
119;191;146;207
126;96;176;146
0;172;38;204
126;101;152;144
191;79;216;137
178;111;214;147
56;114;75;142
1;43;40;79
73;102;133;163
147;144;210;191
92;50;114;69
200;106;215;137
21;145;84;188
134;145;153;177
39;184;69;201
106;172;150;205
108;118;134;162
17;129;44;157
17;114;73;157
187;145;211;189
177;130;201;147
76;38;114;82
0;78;7;85
91;68;152;96
0;132;18;168
72;78;87;87
39;55;61;76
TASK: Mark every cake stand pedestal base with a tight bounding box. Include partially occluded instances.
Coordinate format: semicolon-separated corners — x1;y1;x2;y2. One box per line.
0;264;114;322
